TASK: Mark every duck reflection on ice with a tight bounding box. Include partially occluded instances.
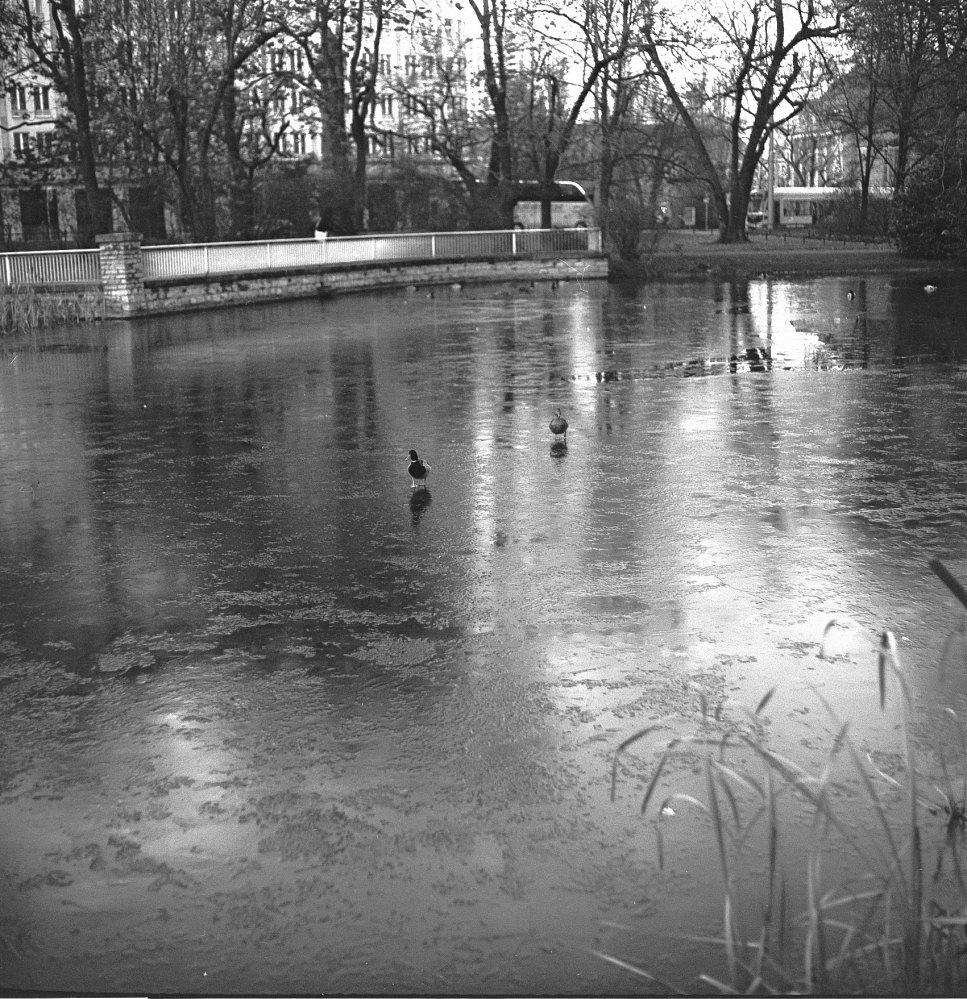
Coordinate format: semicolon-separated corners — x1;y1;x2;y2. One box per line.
409;487;432;528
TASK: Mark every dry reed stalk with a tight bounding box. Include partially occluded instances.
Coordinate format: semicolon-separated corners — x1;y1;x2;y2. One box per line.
0;284;103;334
600;563;967;994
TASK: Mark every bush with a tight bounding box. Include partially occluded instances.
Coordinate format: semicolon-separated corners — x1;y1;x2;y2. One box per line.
821;190;892;238
603;198;655;261
892;154;967;260
256;162;321;238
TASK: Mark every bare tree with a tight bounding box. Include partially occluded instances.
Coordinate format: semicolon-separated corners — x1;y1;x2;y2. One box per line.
400;0;640;228
99;0;284;241
213;1;287;238
816;47;889;224
468;0;517;219
284;0;404;232
642;0;845;242
386;24;504;227
388;0;523;228
585;0;654;237
850;0;967;193
1;0;113;243
517;0;639;228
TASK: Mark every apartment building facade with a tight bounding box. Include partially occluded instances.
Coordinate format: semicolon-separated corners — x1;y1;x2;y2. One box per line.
0;14;74;247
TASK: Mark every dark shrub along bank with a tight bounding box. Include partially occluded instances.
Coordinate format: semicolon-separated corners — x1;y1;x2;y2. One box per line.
893;153;967;261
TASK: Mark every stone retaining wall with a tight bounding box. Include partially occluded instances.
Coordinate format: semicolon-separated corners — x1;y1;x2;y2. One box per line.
143;255;609;315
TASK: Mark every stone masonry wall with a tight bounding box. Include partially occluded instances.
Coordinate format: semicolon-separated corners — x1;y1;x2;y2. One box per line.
97;232;147;317
143;256;608;315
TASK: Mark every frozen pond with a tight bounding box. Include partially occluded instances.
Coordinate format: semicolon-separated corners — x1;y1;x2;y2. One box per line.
3;272;967;994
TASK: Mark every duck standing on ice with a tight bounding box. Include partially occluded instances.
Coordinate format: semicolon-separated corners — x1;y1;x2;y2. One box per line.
549;408;568;442
407;449;431;488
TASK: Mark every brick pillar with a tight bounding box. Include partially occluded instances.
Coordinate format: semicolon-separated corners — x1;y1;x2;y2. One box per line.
96;232;147;318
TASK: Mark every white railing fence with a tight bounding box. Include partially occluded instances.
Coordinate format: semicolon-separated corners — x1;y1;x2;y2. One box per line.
0;248;100;288
142;227;601;281
1;227;602;289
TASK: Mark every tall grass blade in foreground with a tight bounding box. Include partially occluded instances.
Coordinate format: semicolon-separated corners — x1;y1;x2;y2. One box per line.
600;563;967;993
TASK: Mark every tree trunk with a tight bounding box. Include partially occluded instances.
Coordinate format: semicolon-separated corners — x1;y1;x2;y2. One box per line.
539;159;558;229
221;84;255;239
48;0;112;243
597;151;615;244
350;113;368;232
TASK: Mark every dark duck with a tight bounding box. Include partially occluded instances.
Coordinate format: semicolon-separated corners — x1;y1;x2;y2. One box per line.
549;408;568;441
407;449;431;488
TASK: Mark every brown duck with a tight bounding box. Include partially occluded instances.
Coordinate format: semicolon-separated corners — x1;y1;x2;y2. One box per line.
549;408;568;441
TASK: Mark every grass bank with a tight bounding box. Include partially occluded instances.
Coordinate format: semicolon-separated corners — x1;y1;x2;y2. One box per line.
613;230;954;282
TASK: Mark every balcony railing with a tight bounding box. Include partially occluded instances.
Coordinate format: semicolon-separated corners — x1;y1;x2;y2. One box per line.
0;247;101;289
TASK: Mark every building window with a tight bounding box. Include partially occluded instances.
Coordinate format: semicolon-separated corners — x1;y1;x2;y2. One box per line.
35;132;54;158
20;187;59;242
271;50;285;73
293;131;306;154
32;86;50;113
378;94;394;116
13;131;31;156
10;85;29;114
128;186;167;239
